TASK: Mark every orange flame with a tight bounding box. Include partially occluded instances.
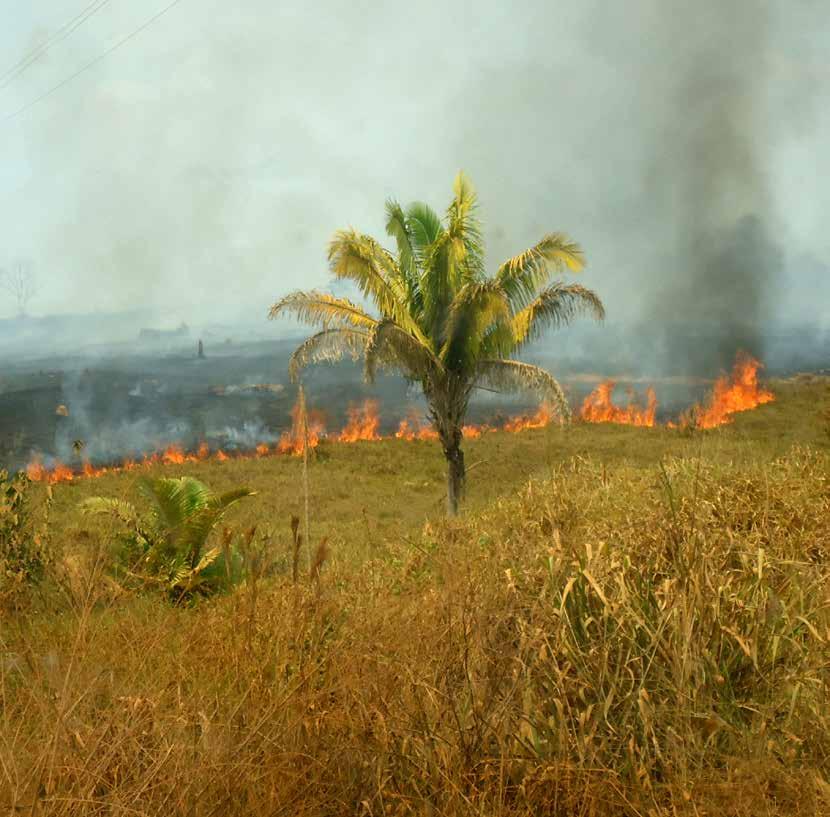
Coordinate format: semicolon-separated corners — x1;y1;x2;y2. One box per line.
337;400;381;443
580;383;657;427
502;403;556;433
20;352;776;485
687;351;775;429
277;399;326;456
395;413;439;441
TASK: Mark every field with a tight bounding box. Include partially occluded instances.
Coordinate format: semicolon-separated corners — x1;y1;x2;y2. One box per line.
2;375;830;816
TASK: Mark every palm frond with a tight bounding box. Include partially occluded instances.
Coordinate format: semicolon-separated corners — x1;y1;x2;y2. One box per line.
440;282;510;371
511;282;605;348
445;170;484;283
495;233;586;310
364;319;442;384
476;359;571;420
79;497;138;524
385;198;415;278
406;202;443;258
269;290;377;331
385;199;423;315
288;328;370;383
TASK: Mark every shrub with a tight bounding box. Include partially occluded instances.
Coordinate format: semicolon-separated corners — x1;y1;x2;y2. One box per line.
80;475;255;603
0;469;52;606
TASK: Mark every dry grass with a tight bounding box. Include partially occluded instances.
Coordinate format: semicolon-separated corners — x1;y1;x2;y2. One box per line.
1;379;830;815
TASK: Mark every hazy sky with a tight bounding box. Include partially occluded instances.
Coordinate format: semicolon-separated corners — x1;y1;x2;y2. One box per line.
0;0;827;330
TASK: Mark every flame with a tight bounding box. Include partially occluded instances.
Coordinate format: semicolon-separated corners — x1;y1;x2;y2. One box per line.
337;400;381;443
277;398;326;456
686;351;775;429
580;383;658;427
162;445;187;465
502;403;556;433
395;413;439;441
20;351;776;485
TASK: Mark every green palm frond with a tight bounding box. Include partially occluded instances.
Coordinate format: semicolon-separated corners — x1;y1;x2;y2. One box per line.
385;198;415;278
364;318;442;384
136;476;210;535
440;282;510;371
476;359;571;420
269;290;377;331
79;497;139;525
445;170;484;284
288;328;370;383
495;233;586;311
511;282;605;348
406;202;443;258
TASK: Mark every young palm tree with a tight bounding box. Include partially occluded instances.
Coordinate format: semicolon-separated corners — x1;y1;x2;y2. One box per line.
270;172;605;515
81;476;255;600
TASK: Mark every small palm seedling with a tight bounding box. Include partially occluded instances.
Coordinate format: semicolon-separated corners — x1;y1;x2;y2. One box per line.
80;475;255;602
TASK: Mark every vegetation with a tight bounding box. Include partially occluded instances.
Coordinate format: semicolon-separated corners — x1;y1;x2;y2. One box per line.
270;172;604;514
0;469;52;605
0;377;828;815
79;475;256;602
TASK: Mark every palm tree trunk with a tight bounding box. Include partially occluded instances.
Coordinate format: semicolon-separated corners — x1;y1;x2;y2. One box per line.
443;433;465;516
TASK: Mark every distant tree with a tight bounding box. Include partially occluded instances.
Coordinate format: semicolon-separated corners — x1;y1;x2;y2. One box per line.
270;172;605;515
0;261;36;317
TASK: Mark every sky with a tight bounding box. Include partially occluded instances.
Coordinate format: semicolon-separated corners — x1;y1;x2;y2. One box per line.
0;0;827;347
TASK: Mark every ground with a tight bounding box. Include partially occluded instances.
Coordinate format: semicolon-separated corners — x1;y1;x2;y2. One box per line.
2;376;829;816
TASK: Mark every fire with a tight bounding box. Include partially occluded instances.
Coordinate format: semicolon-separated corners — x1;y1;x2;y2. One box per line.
395;414;439;441
502;403;556;433
338;400;381;443
20;351;776;485
162;445;187;465
277;399;326;456
687;351;775;429
580;383;657;427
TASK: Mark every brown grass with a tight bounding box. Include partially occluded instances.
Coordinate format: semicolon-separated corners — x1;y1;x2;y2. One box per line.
1;379;830;815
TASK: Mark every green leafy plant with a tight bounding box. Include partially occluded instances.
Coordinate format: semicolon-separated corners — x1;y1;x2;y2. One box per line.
80;475;255;602
0;469;52;605
270;171;604;514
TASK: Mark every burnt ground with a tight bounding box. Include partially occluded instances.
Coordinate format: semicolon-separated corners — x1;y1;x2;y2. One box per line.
1;322;827;472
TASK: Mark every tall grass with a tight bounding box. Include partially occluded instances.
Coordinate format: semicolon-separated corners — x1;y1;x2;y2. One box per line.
1;441;829;815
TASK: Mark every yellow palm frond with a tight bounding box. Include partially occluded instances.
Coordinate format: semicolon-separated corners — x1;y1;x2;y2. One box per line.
288;328;370;383
496;233;585;310
476;359;571;420
364;319;442;384
269;290;377;331
511;283;605;349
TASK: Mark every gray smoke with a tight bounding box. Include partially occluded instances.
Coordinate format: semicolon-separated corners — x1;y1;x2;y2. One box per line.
0;0;827;376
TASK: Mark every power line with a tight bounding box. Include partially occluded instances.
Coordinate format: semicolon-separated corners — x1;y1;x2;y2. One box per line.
4;0;187;124
0;0;113;92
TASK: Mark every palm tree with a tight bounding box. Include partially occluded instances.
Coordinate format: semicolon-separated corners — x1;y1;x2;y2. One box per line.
270;172;605;515
81;475;255;600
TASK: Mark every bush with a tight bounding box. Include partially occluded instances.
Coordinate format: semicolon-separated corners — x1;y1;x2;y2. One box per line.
80;475;255;603
0;469;52;606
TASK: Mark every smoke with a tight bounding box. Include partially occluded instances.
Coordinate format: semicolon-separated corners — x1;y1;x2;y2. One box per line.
0;0;827;374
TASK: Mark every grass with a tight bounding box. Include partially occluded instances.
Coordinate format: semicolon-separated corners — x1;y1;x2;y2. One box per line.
1;376;829;815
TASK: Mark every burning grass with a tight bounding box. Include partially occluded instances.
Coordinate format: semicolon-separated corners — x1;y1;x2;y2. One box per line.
580;351;775;429
24;350;778;487
2;411;830;814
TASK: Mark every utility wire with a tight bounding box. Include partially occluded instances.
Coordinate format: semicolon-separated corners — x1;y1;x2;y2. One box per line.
0;0;112;92
4;0;187;124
